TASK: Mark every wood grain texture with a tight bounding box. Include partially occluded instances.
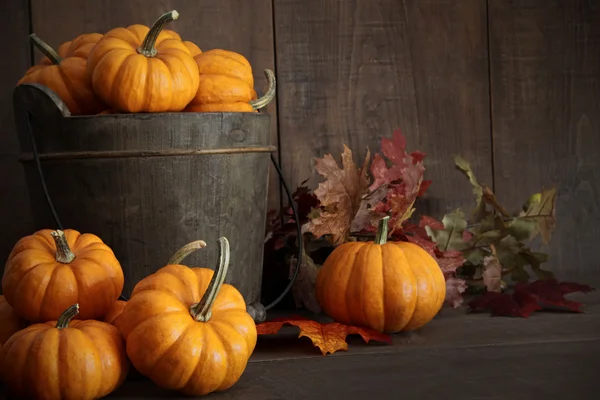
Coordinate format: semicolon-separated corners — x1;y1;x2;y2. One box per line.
273;0;493;218
489;0;600;275
13;83;273;321
0;0;34;270
29;0;280;210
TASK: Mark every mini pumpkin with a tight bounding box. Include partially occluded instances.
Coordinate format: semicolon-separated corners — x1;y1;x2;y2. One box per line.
86;10;199;113
0;303;129;399
117;237;256;396
185;49;274;112
163;29;202;56
315;216;446;333
0;295;28;346
2;229;125;323
18;33;106;115
40;32;103;65
103;300;127;325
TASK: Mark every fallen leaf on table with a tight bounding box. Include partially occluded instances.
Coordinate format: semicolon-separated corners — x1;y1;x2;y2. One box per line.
303;145;371;244
468;279;595;317
256;316;392;356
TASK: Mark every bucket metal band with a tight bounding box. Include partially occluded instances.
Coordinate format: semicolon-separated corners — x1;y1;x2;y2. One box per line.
19;145;277;162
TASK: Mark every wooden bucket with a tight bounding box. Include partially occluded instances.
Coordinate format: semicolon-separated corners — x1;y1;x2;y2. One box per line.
13;83;280;322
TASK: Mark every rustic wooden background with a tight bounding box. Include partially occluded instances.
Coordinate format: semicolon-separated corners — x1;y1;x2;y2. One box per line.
1;0;598;277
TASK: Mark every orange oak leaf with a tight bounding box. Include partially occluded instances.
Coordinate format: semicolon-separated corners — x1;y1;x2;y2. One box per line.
303;145;371;244
256;316;392;356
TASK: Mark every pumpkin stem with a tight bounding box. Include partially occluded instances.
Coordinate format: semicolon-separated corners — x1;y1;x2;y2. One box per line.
168;240;207;265
29;34;62;64
189;237;230;322
51;230;76;263
55;304;79;329
374;216;390;245
250;69;276;110
137;10;179;57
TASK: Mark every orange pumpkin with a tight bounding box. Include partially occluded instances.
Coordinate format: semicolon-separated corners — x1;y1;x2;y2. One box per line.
185;49;274;112
2;229;125;323
86;10;199;113
103;300;127;325
18;33;106;115
315;216;446;333
0;295;28;346
163;29;202;56
117;238;256;396
40;32;103;65
0;304;129;399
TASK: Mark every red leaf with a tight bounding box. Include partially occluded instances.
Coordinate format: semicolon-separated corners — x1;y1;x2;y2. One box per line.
256;316;392;356
468;279;595;317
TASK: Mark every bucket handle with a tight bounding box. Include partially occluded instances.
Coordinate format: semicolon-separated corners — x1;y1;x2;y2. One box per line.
24;111;302;311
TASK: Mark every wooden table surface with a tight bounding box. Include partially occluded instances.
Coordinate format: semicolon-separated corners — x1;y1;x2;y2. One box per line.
2;278;599;400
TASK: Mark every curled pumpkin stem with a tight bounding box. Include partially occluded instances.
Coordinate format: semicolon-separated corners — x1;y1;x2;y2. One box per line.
374;216;390;245
55;304;79;329
29;33;62;64
168;240;207;265
50;230;76;264
190;237;230;322
250;69;276;110
138;10;179;57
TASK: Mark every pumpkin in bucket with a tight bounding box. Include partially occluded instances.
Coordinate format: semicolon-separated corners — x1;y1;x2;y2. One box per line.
0;303;129;400
2;229;125;323
18;33;106;115
86;10;199;113
185;49;275;112
117;237;256;396
315;216;446;333
39;32;103;65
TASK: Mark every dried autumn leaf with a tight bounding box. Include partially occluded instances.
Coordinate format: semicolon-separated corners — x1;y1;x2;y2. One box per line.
445;277;468;308
368;130;426;233
256;316;392;356
518;188;557;244
454;154;483;208
482;244;502;292
289;248;322;314
468;279;595;317
425;209;470;252
351;185;388;233
303;145;371;244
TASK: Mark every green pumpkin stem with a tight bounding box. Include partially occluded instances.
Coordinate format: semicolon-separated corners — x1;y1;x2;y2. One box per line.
29;34;62;64
167;240;207;265
137;10;179;57
51;230;76;263
55;304;79;329
374;216;390;245
190;237;230;322
250;69;277;110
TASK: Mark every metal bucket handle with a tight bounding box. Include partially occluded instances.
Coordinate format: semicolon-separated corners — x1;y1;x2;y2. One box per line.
23;110;302;320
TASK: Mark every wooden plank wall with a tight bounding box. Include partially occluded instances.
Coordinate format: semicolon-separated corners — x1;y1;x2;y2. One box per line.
0;0;598;276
